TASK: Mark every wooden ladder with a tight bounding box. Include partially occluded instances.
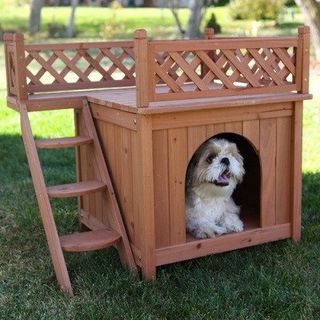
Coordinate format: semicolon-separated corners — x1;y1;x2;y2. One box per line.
19;100;137;296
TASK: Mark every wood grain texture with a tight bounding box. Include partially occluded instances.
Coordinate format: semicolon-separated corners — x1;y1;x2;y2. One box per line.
134;29;150;107
35;136;93;149
13;34;28;100
187;126;207;160
225;121;243;135
20;103;73;295
168;128;187;245
260;119;277;227
152;103;291;130
292;101;303;240
153;130;170;248
131;130;142;249
276;117;292;224
206;123;225;138
47;180;106;198
137;115;156;279
60;229;121;252
243;120;260;151
155;223;291;266
82;102;137;272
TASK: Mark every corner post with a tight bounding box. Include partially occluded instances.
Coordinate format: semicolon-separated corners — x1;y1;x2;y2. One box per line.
134;29;150;108
291;26;309;241
292;100;303;242
297;26;310;94
12;33;28;101
137;114;156;280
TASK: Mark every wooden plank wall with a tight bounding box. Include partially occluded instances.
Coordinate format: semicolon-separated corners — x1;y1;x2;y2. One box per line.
78;102;294;251
152;104;293;248
78;115;141;249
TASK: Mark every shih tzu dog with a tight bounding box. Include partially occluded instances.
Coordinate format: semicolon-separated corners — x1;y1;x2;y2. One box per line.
185;138;245;239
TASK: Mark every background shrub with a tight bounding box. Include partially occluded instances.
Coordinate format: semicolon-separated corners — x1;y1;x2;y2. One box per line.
229;0;286;20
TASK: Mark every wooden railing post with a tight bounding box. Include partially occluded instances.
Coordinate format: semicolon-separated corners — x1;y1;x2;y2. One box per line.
297;26;310;94
134;29;150;108
3;33;14;97
12;33;28;101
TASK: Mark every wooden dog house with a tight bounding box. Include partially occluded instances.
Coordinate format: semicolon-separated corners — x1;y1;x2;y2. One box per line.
4;27;312;294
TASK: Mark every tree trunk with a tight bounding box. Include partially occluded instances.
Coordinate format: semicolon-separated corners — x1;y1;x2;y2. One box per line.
168;0;185;37
144;0;153;7
295;0;320;61
29;0;43;35
66;0;78;38
186;0;207;39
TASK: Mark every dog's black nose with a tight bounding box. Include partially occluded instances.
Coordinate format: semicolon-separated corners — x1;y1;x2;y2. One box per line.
221;157;230;166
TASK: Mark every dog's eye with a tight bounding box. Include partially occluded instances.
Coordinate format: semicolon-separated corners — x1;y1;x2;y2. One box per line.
206;155;215;164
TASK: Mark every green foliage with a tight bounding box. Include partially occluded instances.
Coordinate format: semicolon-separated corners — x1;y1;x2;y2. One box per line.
206;12;222;34
229;0;286;21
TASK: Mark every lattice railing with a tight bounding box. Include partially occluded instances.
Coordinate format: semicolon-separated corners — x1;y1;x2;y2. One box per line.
147;37;300;102
24;41;135;93
4;28;309;107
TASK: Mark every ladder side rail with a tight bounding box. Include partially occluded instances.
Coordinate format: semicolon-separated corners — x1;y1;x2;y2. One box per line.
19;103;73;295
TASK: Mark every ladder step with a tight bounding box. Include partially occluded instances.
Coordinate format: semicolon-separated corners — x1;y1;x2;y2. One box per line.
47;180;106;198
60;229;121;252
35;136;93;149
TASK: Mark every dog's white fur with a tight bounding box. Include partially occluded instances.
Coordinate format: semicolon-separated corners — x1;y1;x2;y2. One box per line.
185;138;245;238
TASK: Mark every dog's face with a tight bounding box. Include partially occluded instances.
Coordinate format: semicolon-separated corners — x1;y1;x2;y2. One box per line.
186;138;245;198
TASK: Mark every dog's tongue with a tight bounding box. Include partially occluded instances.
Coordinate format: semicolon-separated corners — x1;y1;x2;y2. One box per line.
217;173;229;184
214;173;229;186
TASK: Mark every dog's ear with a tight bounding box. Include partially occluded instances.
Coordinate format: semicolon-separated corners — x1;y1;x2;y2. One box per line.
230;143;244;166
186;147;203;188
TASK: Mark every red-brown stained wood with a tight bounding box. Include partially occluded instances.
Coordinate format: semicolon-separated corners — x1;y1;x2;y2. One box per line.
13;33;28;101
134;29;149;107
60;229;121;252
260;119;277;227
276;116;292;224
187;126;207;161
155;223;291;266
225;121;243;135
153;130;170;248
137;115;156;279
47;180;106;198
206;123;225;138
82;102;137;272
298;26;310;94
152;103;291;130
168;128;187;245
20;104;73;295
35;136;93;149
119;127;135;241
5;28;311;282
243;120;260;151
131;130;142;249
292;101;303;241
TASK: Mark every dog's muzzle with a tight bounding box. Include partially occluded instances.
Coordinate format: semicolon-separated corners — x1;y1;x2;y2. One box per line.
212;169;231;187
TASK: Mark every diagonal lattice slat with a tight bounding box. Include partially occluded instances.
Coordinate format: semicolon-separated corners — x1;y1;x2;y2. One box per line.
25;43;136;92
153;44;297;98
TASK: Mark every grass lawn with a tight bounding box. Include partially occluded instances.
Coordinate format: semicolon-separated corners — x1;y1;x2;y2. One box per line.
1;5;320;320
0;3;303;40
